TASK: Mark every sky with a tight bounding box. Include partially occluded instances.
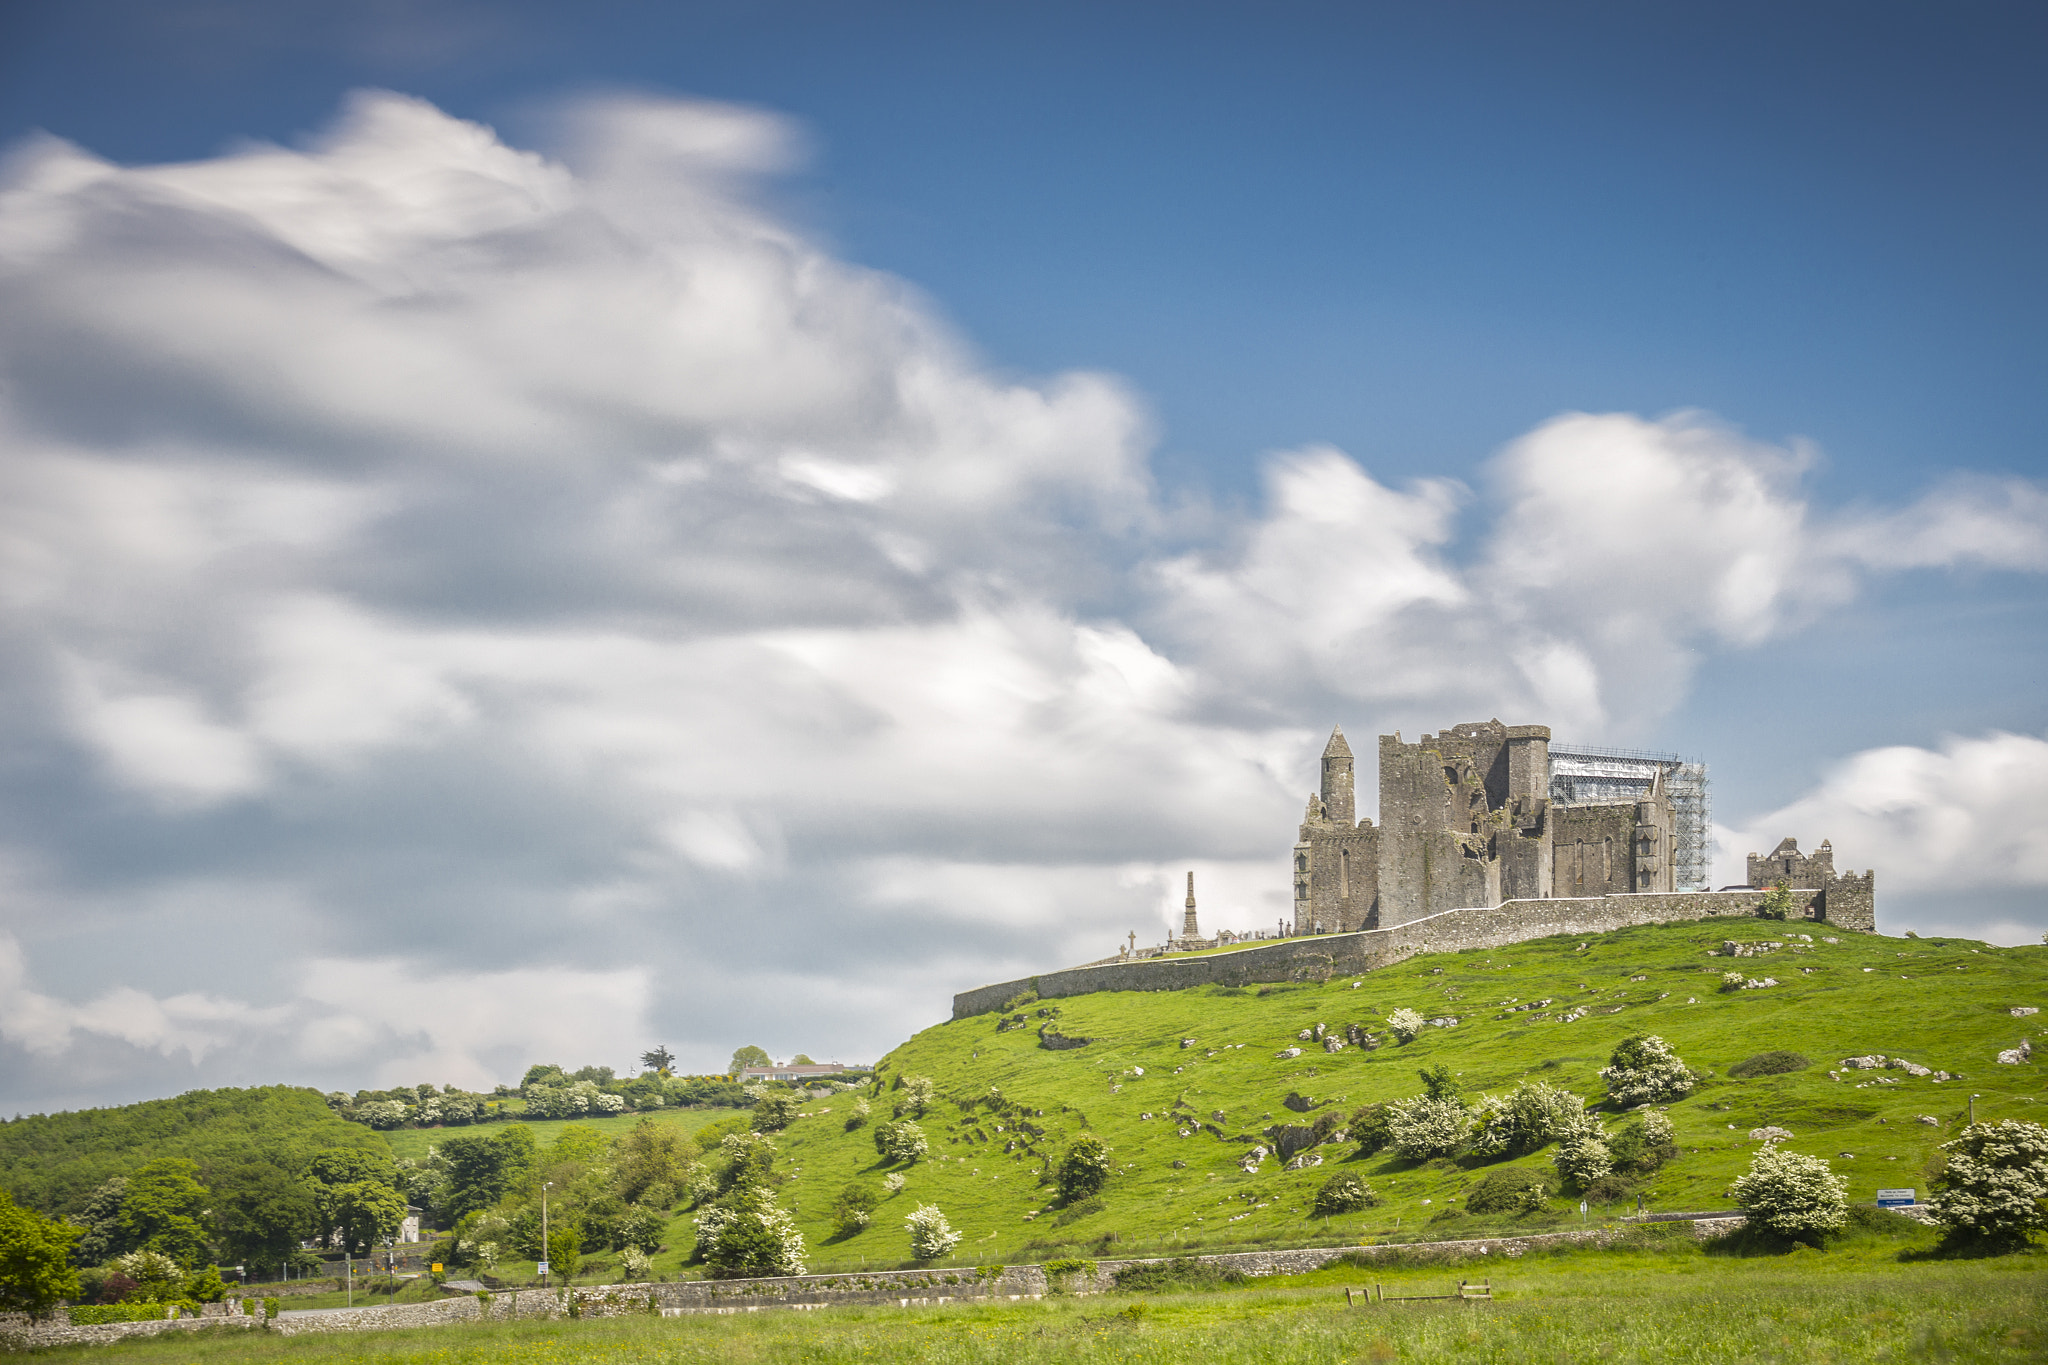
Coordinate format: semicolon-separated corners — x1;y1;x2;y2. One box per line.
1;0;2045;1115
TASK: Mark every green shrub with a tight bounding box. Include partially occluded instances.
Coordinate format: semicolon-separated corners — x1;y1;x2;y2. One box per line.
1053;1195;1105;1226
1312;1172;1379;1215
1728;1051;1811;1078
1056;1135;1112;1202
1348;1103;1393;1156
67;1303;170;1325
1464;1168;1551;1215
263;1297;279;1320
1042;1256;1096;1292
1112;1257;1245;1292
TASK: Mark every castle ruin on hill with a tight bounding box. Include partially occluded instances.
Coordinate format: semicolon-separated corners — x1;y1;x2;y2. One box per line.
1291;719;1872;937
950;716;1877;1019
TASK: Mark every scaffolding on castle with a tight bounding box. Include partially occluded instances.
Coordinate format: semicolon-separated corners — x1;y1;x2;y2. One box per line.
1548;744;1711;891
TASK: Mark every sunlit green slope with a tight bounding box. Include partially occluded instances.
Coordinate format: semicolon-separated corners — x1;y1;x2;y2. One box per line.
716;922;2046;1272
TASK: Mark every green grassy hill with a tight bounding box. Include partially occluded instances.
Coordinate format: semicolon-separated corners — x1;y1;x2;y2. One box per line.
381;1106;736;1162
0;1085;387;1215
701;922;2045;1274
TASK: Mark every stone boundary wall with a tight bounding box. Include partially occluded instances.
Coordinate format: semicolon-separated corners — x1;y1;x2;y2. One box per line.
0;1311;263;1350
952;889;1816;1018
27;1218;1752;1346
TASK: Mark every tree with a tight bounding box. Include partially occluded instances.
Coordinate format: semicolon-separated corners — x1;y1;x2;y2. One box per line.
832;1183;879;1237
70;1177;132;1266
1730;1143;1848;1242
639;1046;677;1076
117;1158;211;1265
0;1190;82;1319
729;1046;771;1074
1758;882;1795;920
1928;1120;2048;1250
612;1119;697;1205
439;1128;534;1223
1599;1034;1698;1106
209;1161;319;1270
327;1181;406;1257
1417;1064;1462;1102
694;1186;806;1277
1055;1135;1111;1201
752;1093;801;1133
904;1204;961;1261
110;1251;183;1302
522;1063;569;1089
789;1054;815;1065
716;1130;775;1187
544;1225;582;1283
616;1206;665;1254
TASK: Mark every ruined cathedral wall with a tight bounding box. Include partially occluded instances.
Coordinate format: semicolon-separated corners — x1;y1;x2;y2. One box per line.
1305;823;1379;933
1550;805;1637;898
1819;871;1876;933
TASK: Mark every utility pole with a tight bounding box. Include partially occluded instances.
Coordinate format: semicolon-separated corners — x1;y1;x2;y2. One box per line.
1969;1094;1980;1126
541;1182;553;1289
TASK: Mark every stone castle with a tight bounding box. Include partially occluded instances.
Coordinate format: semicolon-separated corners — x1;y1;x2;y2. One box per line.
951;716;1877;1019
1292;719;1872;936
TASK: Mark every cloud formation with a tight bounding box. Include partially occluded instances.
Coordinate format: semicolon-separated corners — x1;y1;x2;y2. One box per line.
1;92;2043;1109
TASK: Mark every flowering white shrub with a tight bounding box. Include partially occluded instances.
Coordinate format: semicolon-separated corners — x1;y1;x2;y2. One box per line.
1719;971;1747;992
845;1097;871;1131
1469;1081;1586;1157
1642;1110;1675;1147
681;1162;718;1207
1599;1034;1698;1106
1928;1120;2048;1246
619;1246;652;1280
589;1089;626;1114
883;1172;907;1194
694;1189;807;1276
1730;1143;1847;1239
875;1120;929;1164
895;1075;935;1117
1551;1107;1613;1189
112;1250;183;1291
1386;1008;1427;1043
905;1204;963;1261
354;1099;410;1129
1386;1095;1470;1160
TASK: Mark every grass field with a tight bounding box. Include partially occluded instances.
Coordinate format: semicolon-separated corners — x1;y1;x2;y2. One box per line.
632;921;2048;1277
48;1231;2048;1363
379;1106;737;1162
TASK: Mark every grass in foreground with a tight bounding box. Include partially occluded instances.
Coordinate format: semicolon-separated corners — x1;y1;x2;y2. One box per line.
38;1236;2048;1364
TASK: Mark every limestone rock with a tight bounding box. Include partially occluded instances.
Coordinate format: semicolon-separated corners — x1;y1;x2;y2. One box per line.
1275;1047;1303;1060
1996;1039;2033;1065
2013;1007;2040;1017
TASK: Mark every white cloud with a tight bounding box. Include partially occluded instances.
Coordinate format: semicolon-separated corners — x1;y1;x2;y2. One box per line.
0;91;2044;1109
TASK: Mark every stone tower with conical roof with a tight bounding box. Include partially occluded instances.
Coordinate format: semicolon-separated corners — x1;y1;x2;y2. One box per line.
1293;725;1381;934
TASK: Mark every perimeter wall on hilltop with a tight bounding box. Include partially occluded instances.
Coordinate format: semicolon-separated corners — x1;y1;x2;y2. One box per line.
951;887;1820;1019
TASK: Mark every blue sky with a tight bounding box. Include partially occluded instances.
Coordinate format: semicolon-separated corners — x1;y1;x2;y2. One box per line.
0;1;2043;1111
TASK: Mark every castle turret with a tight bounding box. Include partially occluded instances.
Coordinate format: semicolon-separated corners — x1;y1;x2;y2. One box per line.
1320;726;1355;826
1182;870;1200;940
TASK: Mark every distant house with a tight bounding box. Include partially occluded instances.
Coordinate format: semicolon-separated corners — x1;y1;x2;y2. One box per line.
740;1062;864;1083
